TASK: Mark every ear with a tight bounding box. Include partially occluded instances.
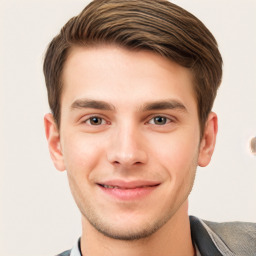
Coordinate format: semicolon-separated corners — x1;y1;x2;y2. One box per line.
198;112;218;167
44;113;66;171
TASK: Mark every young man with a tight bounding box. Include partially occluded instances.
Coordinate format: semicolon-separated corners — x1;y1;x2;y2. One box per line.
43;0;256;255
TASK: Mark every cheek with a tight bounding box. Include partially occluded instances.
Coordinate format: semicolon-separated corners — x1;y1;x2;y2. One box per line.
61;133;106;175
151;130;200;176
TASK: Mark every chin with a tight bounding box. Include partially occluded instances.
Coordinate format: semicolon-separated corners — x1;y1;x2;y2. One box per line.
85;209;172;241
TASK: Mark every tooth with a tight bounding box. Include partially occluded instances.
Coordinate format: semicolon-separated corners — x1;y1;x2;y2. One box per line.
103;185;118;189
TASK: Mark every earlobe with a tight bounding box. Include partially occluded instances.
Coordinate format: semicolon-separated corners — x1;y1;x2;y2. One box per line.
44;113;66;171
198;112;218;167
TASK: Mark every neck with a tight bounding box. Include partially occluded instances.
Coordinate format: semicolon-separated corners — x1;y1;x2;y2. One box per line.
80;201;195;256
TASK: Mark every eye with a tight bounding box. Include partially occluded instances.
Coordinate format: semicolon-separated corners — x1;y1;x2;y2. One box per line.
148;116;171;125
85;116;106;125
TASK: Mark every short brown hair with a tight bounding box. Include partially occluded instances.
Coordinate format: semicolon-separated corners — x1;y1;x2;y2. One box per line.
43;0;222;135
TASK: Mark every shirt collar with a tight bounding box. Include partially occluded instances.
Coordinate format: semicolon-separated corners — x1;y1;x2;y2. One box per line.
70;238;82;256
69;237;201;256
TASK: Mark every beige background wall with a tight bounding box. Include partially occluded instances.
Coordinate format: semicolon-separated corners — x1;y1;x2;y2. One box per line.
1;0;256;255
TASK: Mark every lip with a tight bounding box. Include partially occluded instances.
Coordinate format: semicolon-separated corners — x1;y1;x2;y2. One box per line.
96;180;160;200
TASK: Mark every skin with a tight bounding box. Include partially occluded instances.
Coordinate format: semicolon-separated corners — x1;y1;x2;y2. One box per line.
45;45;217;256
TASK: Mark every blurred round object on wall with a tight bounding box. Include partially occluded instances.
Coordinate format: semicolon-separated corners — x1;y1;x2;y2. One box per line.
250;137;256;155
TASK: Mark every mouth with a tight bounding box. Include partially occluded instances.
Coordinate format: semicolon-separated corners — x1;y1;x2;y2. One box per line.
98;184;158;189
96;180;160;200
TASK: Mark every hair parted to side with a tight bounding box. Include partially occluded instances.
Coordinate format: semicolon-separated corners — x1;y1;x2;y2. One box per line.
43;0;222;135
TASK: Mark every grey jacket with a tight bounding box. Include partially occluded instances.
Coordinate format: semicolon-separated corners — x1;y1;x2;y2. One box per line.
57;216;256;256
190;216;256;255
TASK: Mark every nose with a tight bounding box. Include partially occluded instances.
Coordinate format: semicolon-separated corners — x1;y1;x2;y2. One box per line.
107;124;148;168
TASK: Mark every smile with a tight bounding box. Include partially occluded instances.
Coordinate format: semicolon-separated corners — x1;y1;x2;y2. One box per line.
99;184;158;189
96;180;160;200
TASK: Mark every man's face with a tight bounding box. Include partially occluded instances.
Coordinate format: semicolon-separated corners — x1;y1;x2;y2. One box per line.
46;45;213;240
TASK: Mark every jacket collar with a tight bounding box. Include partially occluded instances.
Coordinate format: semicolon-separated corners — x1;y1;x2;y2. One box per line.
190;216;234;256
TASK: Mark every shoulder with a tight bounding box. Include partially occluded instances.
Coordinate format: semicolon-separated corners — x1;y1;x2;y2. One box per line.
203;218;256;255
190;216;256;255
56;249;71;256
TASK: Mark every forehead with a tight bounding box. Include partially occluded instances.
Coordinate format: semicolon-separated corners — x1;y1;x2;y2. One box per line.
61;45;196;111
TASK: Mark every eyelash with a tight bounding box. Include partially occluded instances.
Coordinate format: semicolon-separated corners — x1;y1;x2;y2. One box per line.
83;116;108;126
81;114;174;126
147;115;173;125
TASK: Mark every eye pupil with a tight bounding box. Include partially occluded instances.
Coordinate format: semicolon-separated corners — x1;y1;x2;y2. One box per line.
90;117;102;125
154;116;166;125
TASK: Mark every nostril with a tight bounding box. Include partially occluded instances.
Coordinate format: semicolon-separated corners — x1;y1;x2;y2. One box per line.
107;150;148;166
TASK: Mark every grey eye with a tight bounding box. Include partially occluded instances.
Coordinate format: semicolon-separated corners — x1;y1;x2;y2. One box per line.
153;116;167;125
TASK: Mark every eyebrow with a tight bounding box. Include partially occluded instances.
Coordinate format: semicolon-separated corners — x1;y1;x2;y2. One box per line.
140;100;187;112
71;98;187;113
71;99;115;111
